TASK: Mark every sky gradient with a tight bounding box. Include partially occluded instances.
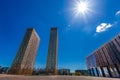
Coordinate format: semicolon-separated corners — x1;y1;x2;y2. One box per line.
0;0;120;72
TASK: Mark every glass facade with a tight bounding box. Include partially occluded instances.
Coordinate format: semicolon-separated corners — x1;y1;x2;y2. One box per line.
86;33;120;78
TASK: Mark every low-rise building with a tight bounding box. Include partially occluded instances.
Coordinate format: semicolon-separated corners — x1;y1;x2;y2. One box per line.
58;69;70;75
75;70;88;76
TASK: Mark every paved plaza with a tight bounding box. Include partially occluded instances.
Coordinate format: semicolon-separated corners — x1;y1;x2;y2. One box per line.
0;74;119;80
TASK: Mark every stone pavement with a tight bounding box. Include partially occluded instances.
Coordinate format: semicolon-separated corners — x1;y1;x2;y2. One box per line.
0;74;120;80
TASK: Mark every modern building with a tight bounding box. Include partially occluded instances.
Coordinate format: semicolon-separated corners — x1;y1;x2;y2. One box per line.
8;28;40;75
58;69;70;75
32;68;46;75
75;70;88;76
86;33;120;78
46;28;58;75
0;66;9;74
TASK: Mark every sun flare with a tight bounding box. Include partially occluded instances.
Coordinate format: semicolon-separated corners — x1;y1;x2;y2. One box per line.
76;2;88;14
72;0;93;18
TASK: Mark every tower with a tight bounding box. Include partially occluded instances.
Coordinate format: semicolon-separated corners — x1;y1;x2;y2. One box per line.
46;28;58;75
8;28;40;75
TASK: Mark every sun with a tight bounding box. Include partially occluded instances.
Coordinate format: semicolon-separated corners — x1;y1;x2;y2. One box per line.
72;0;93;18
76;1;88;14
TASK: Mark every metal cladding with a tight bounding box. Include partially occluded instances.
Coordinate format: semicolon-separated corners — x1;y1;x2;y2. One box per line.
8;28;40;75
86;33;120;77
46;28;58;75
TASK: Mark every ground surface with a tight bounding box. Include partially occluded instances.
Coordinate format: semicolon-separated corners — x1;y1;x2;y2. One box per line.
0;74;120;80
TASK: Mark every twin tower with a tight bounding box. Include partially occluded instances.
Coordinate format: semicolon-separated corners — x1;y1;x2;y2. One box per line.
8;28;58;75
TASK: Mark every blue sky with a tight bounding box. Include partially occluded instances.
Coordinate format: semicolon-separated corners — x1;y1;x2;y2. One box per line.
0;0;120;72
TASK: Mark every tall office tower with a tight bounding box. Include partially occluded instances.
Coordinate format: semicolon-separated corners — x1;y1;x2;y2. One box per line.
46;28;58;75
8;28;40;75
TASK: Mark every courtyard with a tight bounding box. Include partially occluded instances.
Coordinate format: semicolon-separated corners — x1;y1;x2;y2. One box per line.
0;74;119;80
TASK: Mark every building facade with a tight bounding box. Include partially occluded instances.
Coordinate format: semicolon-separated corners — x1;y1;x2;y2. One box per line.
8;28;40;75
86;33;120;78
46;28;58;75
58;69;70;75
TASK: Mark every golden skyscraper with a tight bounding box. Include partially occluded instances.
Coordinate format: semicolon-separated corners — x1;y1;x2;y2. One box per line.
8;28;40;75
